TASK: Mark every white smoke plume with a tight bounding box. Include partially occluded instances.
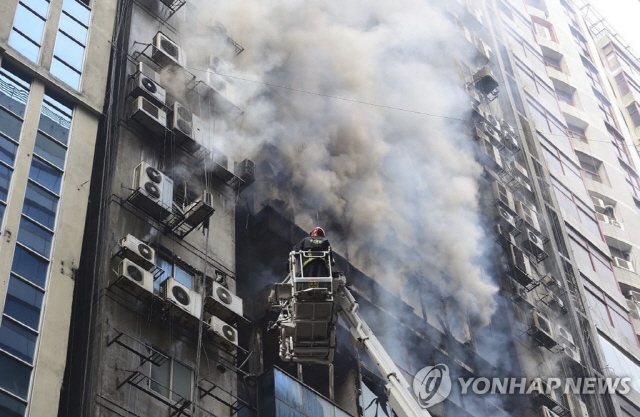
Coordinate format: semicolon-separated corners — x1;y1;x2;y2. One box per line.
179;0;499;325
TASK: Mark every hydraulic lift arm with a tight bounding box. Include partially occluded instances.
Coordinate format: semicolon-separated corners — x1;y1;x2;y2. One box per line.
334;284;433;417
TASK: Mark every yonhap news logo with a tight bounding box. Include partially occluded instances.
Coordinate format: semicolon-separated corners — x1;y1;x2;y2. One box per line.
412;364;632;409
412;364;452;409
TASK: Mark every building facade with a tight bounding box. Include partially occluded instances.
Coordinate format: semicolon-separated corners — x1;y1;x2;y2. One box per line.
0;0;116;415
48;1;640;417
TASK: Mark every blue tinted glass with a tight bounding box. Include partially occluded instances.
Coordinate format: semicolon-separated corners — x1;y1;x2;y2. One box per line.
0;203;5;224
29;157;62;194
11;246;49;288
0;135;18;166
23;182;58;229
154;256;172;292
38;102;71;145
50;59;81;89
4;276;44;330
59;13;87;44
0;108;24;141
21;0;50;18
275;400;303;417
174;265;194;289
53;33;84;71
274;370;303;410
34;132;66;169
0;352;31;399
0;389;27;417
0;319;38;364
8;30;40;63
13;5;46;46
62;0;90;25
17;217;53;258
0;70;29;118
0;164;11;201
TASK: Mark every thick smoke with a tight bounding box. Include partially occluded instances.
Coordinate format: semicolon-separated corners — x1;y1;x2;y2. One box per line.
179;0;499;324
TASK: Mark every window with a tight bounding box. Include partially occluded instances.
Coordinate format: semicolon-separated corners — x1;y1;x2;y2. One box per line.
576;152;604;183
583;58;603;93
50;0;91;89
9;0;50;63
627;103;640;127
556;89;574;105
532;17;556;42
154;255;196;292
599;335;640;392
567;124;587;143
594;91;616;127
149;357;193;402
543;55;563;72
571;27;591;60
608;126;633;167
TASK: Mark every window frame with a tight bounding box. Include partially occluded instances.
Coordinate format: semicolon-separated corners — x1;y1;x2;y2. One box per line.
148;356;193;403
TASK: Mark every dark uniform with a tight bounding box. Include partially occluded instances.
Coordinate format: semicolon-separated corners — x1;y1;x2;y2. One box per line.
293;236;333;277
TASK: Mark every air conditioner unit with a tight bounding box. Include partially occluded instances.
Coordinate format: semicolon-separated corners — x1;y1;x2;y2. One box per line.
479;138;503;169
563;393;589;417
471;101;487;122
118;234;156;270
510;245;533;286
130;96;167;136
613;257;634;272
152;32;186;67
208;149;235;182
563;343;582;364
542;274;560;288
556;325;574;345
493;181;514;210
496;205;517;232
171;102;202;152
510;161;529;179
590;196;606;212
466;84;482;105
522;229;545;257
114;258;154;297
628;290;640;303
531;310;557;349
182;191;215;227
487;114;502;134
208;316;239;350
162;277;202;320
512;286;533;310
626;299;640;320
131;162;174;220
546;293;565;312
473;66;499;95
500;119;516;136
501;130;520;150
515;201;540;231
130;64;166;107
205;282;244;321
595;212;609;224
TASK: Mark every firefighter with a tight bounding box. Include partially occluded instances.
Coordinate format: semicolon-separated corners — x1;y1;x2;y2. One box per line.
293;227;334;277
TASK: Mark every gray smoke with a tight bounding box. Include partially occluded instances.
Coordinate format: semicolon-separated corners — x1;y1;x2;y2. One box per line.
178;0;499;325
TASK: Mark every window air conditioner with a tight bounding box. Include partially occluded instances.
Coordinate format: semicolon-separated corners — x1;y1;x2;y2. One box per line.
531;310;557;349
205;282;244;321
563;343;582;364
162;277;202;320
613;257;634;272
510;245;533;286
131;162;174;220
522;229;545;257
130;96;167;136
515;201;540;231
171;102;202;152
492;181;514;210
496;205;517;232
208;316;239;350
556;325;574;345
118;234;156;270
152;32;186;67
131;62;166;107
115;258;154;297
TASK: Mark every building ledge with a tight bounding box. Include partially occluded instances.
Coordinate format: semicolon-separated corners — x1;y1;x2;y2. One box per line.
537;36;563;60
559;101;590;130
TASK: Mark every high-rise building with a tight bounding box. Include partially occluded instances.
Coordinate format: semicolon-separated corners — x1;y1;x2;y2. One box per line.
49;0;640;417
0;0;117;415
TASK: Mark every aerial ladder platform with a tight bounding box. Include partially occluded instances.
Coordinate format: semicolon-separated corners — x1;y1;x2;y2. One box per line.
269;250;433;417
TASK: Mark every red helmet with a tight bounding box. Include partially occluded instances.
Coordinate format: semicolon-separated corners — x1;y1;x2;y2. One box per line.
310;227;325;237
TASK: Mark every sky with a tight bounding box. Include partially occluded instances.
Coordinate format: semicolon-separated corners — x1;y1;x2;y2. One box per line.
586;0;640;57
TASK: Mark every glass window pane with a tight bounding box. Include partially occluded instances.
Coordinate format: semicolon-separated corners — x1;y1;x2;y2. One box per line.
62;0;90;25
4;276;44;330
21;0;50;18
0;108;24;141
0;389;27;417
39;101;71;145
23;182;58;229
0;70;29;118
154;256;172;292
0;319;38;364
59;13;87;44
29;157;62;194
275;399;303;417
50;59;81;90
172;362;191;401
8;30;40;63
34;133;66;169
0;352;31;399
53;32;84;71
17;217;53;258
0;203;5;225
174;265;194;289
150;360;170;398
0;135;19;166
274;369;303;410
0;164;11;201
11;246;49;288
12;5;46;47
